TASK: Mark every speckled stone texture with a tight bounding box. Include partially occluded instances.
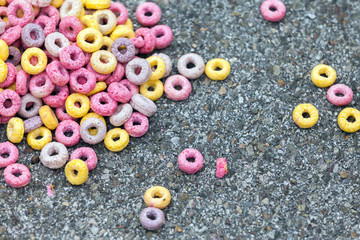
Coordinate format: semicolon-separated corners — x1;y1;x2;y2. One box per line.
1;0;360;239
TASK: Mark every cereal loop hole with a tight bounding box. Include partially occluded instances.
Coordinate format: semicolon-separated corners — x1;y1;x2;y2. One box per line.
174;85;182;91
146;212;157;220
186;62;195;69
1;152;9;158
4;99;12;108
145;11;152;17
302;112;310;118
347;116;356;123
186;157;196;163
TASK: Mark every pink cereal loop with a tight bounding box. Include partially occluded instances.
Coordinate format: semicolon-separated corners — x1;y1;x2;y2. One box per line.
151;25;173;49
216;158;228;179
136;2;161;27
0;141;19;168
70;147;98;171
326;84;353;106
164;75;192;101
177;148;204;174
0;63;17;88
4;163;31;188
7;0;35;27
39;6;60;26
260;0;286;22
16;69;30;96
34;16;56;36
1;25;22;45
109;2;129;25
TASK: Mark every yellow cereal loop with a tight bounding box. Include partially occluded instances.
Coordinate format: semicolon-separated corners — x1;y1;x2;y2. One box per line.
21;47;47;75
81;15;100;30
293;103;319;128
7;117;24;144
85;0;110;10
80;112;106;135
90;50;117;74
0;59;8;83
6;82;16;91
65;159;89;185
27;127;52;150
79;7;86;19
337;108;360;133
0;0;7;6
311;64;336;88
205;58;231;81
146;56;166;82
140;80;164;101
39;105;58;130
104;128;129;152
0;40;9;61
100;37;113;52
77;28;103;53
110;25;135;41
51;0;63;8
86;81;107;96
144;186;171;209
65;93;90;118
124;18;133;30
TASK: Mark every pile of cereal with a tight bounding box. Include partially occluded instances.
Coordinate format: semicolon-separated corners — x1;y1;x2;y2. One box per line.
0;0;231;190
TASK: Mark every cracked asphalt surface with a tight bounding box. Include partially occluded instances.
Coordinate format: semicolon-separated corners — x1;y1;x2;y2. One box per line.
1;0;360;239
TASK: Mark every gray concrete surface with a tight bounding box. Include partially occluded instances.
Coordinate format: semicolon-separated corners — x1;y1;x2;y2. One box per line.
1;0;360;239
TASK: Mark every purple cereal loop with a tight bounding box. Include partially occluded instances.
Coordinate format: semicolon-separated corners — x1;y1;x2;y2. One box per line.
45;32;70;58
70;147;97;171
106;63;125;85
29;72;55;98
0;90;21;117
1;25;22;45
56;105;77;121
6;47;21;66
39;6;60;26
125;58;151;85
108;82;132;103
86;63;111;82
7;0;35;28
139;207;165;231
55;120;81;147
21;23;45;48
42;85;69;108
0;63;16;88
111;37;135;63
59;45;85;70
34;16;56;36
109;2;128;25
136;2;161;27
46;60;70;86
135;27;156;54
18;93;43;118
16;69;30;96
0;141;19;168
177;148;204;174
164;75;192;101
177;53;205;80
124;112;149;137
40;142;69;169
90;92;117;116
80;117;106;145
69;68;96;94
109;103;133;127
130;94;157;117
4;163;31;188
24;116;43;133
151;25;173;49
59;16;84;42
